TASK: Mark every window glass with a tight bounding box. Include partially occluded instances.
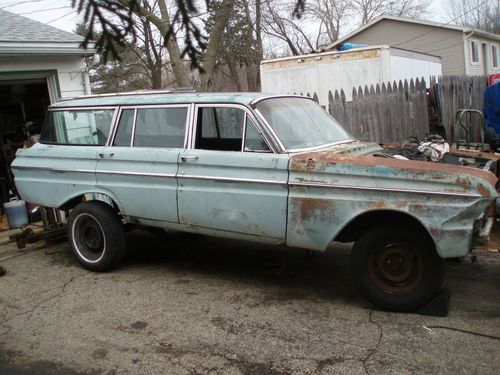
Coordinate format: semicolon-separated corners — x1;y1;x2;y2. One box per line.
244;118;270;152
113;109;134;146
196;107;245;151
471;41;480;63
40;109;114;145
256;97;352;150
133;107;187;148
492;45;498;68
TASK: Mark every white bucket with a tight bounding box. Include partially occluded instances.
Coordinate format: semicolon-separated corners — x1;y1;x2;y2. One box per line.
4;197;28;229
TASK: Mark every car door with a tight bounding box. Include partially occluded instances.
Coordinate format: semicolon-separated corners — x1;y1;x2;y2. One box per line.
177;104;289;240
95;105;190;222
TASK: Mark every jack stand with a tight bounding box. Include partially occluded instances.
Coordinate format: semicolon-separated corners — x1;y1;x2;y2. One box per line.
470;249;477;263
416;288;450;317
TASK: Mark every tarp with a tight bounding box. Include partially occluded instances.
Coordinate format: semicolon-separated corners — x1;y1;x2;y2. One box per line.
484;82;500;135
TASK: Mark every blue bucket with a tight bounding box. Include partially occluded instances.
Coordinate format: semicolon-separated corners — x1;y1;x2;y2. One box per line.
4;198;28;229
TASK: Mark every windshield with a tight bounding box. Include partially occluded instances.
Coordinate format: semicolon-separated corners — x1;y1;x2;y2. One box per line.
255;97;353;150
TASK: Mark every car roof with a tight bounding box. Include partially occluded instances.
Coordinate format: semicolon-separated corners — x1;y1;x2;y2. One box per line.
50;91;290;108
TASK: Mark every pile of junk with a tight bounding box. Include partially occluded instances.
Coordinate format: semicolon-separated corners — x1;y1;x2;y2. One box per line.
383;74;500;173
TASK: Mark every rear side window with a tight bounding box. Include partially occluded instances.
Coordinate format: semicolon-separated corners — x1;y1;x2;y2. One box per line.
40;109;115;145
134;107;188;148
111;107;188;148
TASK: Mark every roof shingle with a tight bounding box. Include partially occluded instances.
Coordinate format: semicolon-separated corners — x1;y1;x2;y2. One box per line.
0;9;84;43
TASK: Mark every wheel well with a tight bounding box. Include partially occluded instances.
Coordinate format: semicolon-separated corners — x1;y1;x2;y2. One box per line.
334;210;434;245
58;194;120;212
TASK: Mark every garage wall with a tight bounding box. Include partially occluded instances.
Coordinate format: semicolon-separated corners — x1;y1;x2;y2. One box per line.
0;55;89;101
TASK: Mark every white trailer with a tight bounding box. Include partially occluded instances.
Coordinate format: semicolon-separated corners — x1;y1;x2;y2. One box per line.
260;45;442;106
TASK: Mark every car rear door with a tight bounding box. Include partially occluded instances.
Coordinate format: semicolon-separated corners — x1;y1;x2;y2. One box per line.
95;105;190;222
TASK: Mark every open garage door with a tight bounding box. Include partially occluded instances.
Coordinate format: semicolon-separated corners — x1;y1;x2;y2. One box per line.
0;78;51;201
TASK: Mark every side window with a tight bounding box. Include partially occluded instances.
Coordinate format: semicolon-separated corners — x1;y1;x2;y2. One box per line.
113;109;134;146
244;119;271;152
133;107;188;148
40;109;114;145
195;107;245;151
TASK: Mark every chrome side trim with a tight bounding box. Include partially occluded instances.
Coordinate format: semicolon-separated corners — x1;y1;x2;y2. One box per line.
95;170;176;178
11;166;94;174
290;181;483;198
179;174;287;185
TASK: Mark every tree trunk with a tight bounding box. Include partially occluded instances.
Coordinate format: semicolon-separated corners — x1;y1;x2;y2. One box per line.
200;0;236;91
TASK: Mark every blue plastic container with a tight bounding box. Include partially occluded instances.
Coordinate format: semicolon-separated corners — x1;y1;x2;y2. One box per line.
4;198;28;229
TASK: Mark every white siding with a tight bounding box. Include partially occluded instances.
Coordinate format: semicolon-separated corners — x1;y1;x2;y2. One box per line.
464;36;500;76
0;55;88;100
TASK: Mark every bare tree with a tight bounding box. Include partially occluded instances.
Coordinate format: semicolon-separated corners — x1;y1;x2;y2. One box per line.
306;0;353;43
262;0;317;55
353;0;431;25
449;0;500;34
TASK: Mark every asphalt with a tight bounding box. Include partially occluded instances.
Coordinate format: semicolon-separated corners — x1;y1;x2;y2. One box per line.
0;227;499;375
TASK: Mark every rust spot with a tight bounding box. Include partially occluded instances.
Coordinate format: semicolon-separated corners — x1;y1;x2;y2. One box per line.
477;183;491;197
456;177;471;186
293;198;334;222
371;200;386;209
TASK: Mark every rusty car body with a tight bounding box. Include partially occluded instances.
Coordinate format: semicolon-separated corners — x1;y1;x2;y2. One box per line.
11;92;498;312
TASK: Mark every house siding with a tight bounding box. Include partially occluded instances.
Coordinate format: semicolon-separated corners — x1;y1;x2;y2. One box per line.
464;35;500;76
342;19;466;75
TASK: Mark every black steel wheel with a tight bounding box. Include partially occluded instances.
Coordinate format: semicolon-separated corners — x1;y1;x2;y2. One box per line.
350;225;444;312
68;201;126;272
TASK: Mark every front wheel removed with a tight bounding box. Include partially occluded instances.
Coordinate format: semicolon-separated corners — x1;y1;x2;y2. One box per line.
349;226;444;312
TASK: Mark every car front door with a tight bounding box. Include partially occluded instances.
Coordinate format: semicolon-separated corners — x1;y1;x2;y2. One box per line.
95;105;190;222
177;104;289;240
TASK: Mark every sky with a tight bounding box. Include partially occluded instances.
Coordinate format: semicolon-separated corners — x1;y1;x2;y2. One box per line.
1;0;451;35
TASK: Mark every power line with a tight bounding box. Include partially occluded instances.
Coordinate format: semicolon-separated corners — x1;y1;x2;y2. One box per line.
394;0;491;47
18;5;72;15
46;9;77;24
0;0;48;11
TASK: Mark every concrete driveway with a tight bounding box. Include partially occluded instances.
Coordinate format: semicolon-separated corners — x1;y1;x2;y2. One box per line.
0;228;499;375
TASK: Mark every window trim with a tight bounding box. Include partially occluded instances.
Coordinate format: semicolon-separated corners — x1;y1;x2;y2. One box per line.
40;107;118;146
190;103;276;153
109;104;191;149
492;44;499;68
470;40;480;65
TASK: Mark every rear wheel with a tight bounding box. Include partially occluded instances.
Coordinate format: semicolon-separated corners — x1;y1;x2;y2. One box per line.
350;226;444;312
68;201;126;271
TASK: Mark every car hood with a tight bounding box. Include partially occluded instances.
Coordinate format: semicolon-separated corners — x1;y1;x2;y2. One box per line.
290;142;497;198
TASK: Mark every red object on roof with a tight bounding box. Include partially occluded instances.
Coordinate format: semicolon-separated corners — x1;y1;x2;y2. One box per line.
489;74;500;86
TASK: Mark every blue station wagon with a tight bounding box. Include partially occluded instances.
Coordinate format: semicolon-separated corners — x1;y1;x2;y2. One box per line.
11;91;498;312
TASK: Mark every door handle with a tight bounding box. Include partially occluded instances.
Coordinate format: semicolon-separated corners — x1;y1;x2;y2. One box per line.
98;152;114;158
181;155;199;161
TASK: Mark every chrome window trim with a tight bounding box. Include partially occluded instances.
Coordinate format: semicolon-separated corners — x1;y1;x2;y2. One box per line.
48;106;118;111
189;103;278;153
178;174;287;185
249;94;314;106
130;108;138;147
290;181;483;198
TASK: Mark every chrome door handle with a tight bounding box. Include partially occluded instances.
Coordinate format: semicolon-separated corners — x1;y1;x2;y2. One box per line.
181;155;199;161
98;152;114;158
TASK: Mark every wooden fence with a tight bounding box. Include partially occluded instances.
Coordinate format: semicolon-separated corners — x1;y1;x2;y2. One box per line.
323;78;429;143
433;75;488;144
308;75;488;144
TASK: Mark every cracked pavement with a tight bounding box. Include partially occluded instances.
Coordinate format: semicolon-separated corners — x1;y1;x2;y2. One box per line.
0;228;499;374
